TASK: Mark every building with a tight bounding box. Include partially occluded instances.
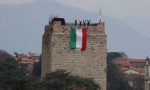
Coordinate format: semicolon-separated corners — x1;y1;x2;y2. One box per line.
113;58;145;75
41;17;107;90
145;57;150;90
113;58;146;90
15;53;40;76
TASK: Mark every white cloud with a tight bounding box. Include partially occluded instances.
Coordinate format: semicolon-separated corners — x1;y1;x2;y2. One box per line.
0;0;34;5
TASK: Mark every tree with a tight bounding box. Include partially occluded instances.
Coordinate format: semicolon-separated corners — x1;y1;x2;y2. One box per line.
38;70;100;90
0;58;32;90
107;52;130;90
33;55;41;80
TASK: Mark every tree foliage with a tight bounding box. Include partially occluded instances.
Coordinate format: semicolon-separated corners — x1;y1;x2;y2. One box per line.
0;54;100;90
107;52;130;90
33;60;41;80
37;70;100;90
0;58;32;90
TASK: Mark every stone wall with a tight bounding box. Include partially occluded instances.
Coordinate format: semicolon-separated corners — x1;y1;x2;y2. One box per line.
41;20;107;90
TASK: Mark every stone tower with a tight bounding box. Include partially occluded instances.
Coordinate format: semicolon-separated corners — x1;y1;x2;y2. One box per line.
41;18;107;90
145;57;150;90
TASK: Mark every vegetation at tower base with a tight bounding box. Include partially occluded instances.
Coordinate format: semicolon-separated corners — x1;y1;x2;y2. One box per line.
0;54;33;90
0;50;100;90
38;70;100;90
107;52;131;90
33;55;41;80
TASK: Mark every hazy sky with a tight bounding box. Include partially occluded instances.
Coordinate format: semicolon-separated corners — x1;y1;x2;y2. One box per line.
53;0;150;18
53;0;150;39
1;0;149;38
0;0;150;58
0;0;34;5
1;0;150;18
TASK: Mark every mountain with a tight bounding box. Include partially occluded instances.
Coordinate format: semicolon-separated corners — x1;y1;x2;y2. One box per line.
0;0;149;58
0;50;13;61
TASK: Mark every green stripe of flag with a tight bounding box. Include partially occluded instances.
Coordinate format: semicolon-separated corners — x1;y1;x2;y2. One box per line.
70;27;76;49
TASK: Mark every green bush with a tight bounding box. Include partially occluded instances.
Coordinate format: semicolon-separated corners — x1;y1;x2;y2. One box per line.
38;70;100;90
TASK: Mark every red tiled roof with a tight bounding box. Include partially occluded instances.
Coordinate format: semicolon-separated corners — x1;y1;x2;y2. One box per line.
129;59;145;63
113;58;146;67
20;57;32;61
113;59;130;67
114;58;146;76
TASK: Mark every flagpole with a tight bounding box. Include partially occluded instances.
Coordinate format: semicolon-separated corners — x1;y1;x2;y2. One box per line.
99;6;102;23
98;0;102;23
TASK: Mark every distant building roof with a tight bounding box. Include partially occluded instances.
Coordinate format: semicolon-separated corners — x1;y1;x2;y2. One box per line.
113;58;130;67
114;58;146;76
114;58;145;66
129;59;145;63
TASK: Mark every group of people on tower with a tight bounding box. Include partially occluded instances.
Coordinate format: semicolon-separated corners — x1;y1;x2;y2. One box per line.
74;20;91;26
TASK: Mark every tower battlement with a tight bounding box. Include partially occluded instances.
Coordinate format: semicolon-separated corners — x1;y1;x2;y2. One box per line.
44;18;105;35
41;17;107;90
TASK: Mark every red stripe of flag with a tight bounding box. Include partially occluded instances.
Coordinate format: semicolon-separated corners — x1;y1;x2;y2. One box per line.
81;28;87;51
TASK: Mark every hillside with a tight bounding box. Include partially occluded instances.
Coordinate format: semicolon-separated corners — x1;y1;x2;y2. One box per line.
0;50;13;61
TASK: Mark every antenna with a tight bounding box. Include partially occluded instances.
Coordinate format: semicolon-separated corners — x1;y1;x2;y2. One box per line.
99;6;102;23
98;0;102;23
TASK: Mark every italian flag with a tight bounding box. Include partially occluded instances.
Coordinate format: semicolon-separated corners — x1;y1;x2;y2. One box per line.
70;27;87;51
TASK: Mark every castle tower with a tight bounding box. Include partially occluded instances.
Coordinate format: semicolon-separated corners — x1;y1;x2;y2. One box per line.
41;18;107;90
145;57;150;90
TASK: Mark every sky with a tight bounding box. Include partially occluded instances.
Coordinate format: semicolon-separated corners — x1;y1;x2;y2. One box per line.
1;0;150;38
0;0;150;58
0;0;34;5
53;0;150;39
